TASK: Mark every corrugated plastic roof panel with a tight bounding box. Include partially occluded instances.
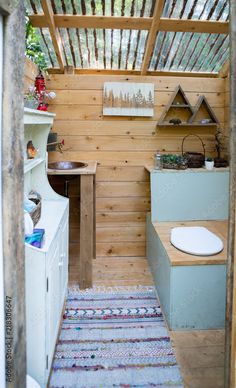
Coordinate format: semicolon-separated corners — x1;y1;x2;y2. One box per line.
162;0;229;21
25;0;229;74
36;27;148;70
26;0;155;16
149;31;229;73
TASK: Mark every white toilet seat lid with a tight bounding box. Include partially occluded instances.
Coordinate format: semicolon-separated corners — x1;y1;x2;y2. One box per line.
170;226;224;256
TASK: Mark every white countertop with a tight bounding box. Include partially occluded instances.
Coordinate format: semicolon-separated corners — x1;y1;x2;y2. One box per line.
145;165;229;173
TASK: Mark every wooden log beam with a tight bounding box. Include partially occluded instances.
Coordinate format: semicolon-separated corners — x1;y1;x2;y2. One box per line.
41;0;64;72
2;2;26;386
141;0;165;75
29;14;229;35
29;14;152;30
225;0;236;386
47;67;218;78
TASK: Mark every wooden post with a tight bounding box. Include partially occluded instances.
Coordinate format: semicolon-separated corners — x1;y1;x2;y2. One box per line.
64;66;75;74
2;2;26;387
225;1;236;386
218;60;229;79
79;175;95;289
41;0;64;72
141;0;165;75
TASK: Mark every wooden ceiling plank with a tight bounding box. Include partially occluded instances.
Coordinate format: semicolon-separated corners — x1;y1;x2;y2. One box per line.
41;0;64;72
141;0;166;75
29;14;152;30
29;14;229;35
160;18;229;35
47;68;218;78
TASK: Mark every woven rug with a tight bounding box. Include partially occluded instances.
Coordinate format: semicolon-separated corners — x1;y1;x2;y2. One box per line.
49;286;183;388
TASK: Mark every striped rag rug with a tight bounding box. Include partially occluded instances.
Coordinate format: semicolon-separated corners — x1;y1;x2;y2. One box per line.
49;286;183;388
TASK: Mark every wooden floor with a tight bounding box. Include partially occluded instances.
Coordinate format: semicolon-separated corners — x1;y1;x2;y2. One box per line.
170;330;225;388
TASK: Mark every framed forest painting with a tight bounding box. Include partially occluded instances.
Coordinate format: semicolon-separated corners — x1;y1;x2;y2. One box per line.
103;82;154;117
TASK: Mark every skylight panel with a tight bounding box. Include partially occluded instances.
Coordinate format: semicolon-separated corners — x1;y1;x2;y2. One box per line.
149;31;229;73
25;0;229;74
162;0;229;21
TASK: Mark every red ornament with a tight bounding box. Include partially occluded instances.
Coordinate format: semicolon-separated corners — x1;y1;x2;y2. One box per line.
35;71;45;94
35;71;46;109
37;103;48;111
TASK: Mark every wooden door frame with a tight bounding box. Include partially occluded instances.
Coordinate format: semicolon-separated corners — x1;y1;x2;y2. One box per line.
225;2;236;386
1;1;26;387
0;1;235;387
0;11;5;388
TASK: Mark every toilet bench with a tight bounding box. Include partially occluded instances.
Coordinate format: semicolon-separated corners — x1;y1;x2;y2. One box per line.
147;215;227;330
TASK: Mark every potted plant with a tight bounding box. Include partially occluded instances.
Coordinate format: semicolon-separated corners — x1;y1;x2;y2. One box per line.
24;86;39;109
24;85;56;111
205;157;214;170
214;128;228;167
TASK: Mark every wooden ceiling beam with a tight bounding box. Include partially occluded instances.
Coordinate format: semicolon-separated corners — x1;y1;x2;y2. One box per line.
160;18;229;35
47;68;218;78
29;14;152;30
29;14;229;34
141;0;165;75
41;0;64;72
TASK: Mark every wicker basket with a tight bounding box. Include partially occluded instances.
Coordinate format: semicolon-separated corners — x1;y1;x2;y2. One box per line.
28;190;41;226
182;134;205;168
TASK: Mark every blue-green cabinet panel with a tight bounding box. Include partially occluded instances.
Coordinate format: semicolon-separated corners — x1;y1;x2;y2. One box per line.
150;169;229;222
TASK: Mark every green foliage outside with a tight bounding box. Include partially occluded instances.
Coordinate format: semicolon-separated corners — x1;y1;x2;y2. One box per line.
25;16;47;70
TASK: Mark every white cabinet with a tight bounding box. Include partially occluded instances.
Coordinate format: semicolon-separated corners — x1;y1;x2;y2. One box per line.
24;108;69;387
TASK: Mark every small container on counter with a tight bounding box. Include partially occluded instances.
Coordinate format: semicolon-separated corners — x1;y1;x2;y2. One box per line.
154;151;163;170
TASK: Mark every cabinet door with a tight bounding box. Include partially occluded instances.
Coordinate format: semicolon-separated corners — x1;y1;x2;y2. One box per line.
46;238;60;369
59;216;69;307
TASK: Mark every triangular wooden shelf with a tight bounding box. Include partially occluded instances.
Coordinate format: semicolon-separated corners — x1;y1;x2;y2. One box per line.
158;85;195;125
189;95;219;125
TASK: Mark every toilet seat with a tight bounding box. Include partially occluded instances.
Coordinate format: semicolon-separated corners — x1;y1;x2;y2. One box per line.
170;226;224;256
27;375;41;388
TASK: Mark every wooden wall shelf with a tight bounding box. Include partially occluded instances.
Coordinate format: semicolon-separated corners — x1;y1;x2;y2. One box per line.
189;95;220;125
157;123;218;128
157;85;219;128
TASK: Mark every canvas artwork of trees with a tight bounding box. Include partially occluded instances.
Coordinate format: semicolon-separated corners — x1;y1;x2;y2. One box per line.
103;82;154;117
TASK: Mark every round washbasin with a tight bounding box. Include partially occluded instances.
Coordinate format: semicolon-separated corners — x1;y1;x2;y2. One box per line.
48;161;88;170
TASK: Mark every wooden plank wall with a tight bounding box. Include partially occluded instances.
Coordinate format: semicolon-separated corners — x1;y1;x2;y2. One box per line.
44;74;226;286
24;57;38;93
